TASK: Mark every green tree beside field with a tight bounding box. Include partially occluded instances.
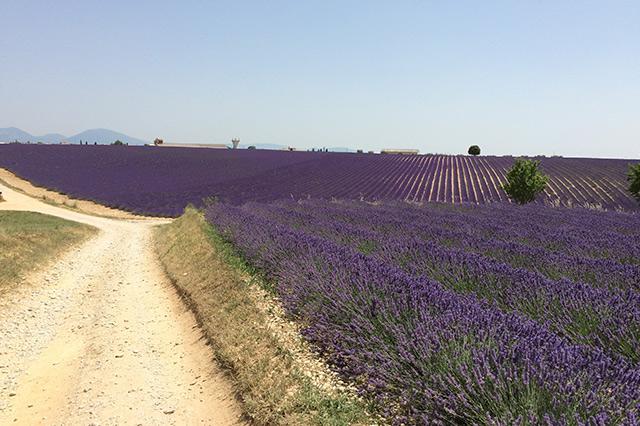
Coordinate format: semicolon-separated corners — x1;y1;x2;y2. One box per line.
468;145;481;156
502;159;548;204
628;163;640;203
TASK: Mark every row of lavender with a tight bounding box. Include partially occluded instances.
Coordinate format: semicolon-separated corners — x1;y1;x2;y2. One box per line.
0;144;637;215
254;200;640;275
206;200;640;423
241;201;640;361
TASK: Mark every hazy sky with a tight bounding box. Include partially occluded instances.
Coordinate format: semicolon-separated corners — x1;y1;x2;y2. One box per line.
1;1;638;158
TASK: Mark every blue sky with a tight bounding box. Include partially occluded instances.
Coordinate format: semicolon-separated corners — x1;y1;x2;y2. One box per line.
1;1;638;158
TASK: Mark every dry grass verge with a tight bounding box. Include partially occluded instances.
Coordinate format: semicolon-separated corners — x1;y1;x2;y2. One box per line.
0;211;96;293
154;207;375;425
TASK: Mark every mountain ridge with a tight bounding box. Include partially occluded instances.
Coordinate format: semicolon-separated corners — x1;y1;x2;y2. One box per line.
0;127;148;145
0;127;355;151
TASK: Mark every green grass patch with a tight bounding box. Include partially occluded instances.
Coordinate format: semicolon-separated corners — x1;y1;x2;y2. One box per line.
0;211;96;292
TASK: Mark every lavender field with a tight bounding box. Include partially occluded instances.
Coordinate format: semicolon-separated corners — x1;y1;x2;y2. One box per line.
2;143;640;422
206;200;640;423
0;144;637;215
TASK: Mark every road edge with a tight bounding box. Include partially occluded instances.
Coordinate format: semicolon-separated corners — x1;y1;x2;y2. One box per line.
153;208;375;426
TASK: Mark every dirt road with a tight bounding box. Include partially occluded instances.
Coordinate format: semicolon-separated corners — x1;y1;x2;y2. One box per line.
0;183;245;425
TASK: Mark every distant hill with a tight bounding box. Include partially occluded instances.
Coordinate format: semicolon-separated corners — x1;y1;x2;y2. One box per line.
0;127;35;142
66;129;147;145
0;127;360;151
38;133;67;144
0;127;148;145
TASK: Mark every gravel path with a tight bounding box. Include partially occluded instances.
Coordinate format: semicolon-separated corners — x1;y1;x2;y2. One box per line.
0;183;245;425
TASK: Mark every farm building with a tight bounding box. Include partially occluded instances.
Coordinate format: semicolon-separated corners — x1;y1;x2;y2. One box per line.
381;149;419;155
156;143;229;149
153;138;228;149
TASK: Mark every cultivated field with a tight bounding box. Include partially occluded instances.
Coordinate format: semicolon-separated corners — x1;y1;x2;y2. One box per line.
0;144;636;215
207;199;640;423
1;145;639;424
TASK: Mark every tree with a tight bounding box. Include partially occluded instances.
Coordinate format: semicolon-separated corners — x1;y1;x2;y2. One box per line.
468;145;481;156
628;163;640;203
502;159;548;204
112;140;124;146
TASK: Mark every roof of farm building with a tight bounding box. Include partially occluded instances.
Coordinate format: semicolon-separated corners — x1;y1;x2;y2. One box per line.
381;149;420;154
156;143;229;149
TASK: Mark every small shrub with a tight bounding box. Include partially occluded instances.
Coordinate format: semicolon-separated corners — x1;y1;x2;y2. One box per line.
112;140;124;146
203;196;219;207
468;145;481;156
629;163;640;203
502;159;548;204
